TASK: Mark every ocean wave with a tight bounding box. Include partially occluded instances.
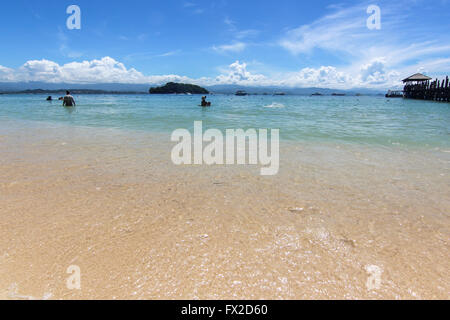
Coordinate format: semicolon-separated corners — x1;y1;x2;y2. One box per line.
263;103;285;109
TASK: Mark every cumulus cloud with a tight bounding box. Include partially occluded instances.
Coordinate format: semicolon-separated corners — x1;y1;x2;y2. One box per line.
0;65;14;73
358;59;399;85
275;60;404;89
281;66;353;88
0;57;192;85
0;65;15;82
0;57;434;89
211;61;401;89
213;61;267;85
360;59;386;82
212;61;398;88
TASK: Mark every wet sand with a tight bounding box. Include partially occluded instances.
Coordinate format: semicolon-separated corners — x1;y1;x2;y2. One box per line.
0;121;449;299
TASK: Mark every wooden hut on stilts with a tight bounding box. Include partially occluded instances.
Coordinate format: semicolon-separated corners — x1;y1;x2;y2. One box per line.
402;73;450;102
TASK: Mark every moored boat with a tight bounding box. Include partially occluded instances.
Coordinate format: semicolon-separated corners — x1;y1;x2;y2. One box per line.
235;90;248;96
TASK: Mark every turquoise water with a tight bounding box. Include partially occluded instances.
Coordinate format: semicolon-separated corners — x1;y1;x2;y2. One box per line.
0;94;448;148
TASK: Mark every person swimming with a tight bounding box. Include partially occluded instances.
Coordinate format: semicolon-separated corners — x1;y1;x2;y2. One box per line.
201;96;211;107
63;91;76;107
46;96;52;101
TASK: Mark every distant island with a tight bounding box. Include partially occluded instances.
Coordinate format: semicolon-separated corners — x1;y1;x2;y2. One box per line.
149;82;209;94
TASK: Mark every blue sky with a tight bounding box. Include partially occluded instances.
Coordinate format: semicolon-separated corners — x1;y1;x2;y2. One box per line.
0;0;449;88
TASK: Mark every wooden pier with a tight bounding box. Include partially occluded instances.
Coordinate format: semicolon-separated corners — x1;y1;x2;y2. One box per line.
402;73;450;102
385;90;403;98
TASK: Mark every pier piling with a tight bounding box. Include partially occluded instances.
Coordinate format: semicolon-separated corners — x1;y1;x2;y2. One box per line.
402;73;450;102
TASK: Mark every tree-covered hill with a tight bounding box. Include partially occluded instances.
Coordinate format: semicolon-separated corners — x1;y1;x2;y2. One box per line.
149;82;209;94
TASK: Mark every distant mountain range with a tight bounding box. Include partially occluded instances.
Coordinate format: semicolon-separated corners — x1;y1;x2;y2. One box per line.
0;88;148;95
0;82;150;93
206;85;384;95
0;82;385;95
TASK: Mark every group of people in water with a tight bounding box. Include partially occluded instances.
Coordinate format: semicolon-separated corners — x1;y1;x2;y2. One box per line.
46;91;76;107
47;92;211;108
201;96;211;107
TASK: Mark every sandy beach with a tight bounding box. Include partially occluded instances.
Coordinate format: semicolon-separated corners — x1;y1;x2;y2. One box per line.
1;120;448;300
1;0;450;304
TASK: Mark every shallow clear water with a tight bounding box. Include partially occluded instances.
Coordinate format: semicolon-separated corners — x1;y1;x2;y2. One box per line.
0;94;448;148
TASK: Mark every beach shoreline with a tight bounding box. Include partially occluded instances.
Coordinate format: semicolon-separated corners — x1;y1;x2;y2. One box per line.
1;119;448;299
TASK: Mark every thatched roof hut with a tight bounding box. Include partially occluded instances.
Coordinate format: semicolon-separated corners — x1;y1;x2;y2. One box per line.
402;73;432;83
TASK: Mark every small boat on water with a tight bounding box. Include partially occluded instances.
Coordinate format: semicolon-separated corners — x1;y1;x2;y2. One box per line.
273;92;285;96
311;92;323;96
385;90;403;98
235;90;248;96
332;93;346;96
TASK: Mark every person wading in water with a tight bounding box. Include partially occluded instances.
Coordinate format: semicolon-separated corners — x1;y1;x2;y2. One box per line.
201;96;211;107
63;91;76;107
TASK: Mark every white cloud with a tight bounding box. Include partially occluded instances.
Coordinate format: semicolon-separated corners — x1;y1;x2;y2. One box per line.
156;50;181;57
0;57;191;85
224;17;236;31
0;65;13;73
213;61;267;85
279;1;450;88
235;29;260;40
280;5;372;56
212;60;401;89
183;2;204;14
0;59;268;87
359;59;399;85
0;65;15;82
212;42;247;53
282;66;352;88
0;57;444;90
215;17;260;54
